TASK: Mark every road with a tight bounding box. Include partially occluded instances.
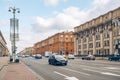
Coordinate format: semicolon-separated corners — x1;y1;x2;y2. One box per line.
21;57;120;80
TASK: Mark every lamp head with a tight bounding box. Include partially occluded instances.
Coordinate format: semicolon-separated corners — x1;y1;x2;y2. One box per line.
8;9;11;12
17;10;20;13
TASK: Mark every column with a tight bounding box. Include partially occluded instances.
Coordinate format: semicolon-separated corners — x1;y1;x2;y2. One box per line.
110;31;113;54
86;37;89;53
93;35;96;54
81;38;83;54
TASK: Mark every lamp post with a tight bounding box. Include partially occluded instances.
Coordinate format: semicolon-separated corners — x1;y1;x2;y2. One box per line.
8;7;20;62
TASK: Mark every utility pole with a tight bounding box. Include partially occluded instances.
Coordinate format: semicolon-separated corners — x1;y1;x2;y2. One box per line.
9;7;20;62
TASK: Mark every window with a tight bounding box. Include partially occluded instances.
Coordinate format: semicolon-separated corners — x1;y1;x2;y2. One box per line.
104;40;109;46
78;39;81;43
83;38;86;42
104;24;108;30
66;43;68;46
89;43;93;48
96;34;100;40
104;49;109;55
78;45;81;49
89;36;93;41
96;50;101;55
83;44;87;49
96;42;101;47
104;32;109;38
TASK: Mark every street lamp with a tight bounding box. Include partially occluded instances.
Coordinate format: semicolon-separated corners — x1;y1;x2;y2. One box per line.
8;7;20;62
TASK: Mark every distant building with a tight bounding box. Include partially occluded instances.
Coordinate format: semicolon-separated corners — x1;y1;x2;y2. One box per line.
20;47;34;56
33;31;74;55
74;7;120;56
0;31;9;56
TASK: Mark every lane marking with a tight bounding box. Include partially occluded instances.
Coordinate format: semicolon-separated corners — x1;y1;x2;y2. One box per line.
59;67;90;76
101;72;120;77
104;67;120;70
54;71;79;80
83;68;120;77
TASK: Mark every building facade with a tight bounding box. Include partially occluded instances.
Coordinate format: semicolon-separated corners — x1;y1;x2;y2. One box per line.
74;7;120;56
20;47;34;56
34;31;74;55
0;31;9;56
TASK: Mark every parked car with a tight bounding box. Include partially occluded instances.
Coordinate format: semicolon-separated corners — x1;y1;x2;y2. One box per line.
48;54;68;66
63;54;75;59
15;56;19;63
35;54;42;59
10;55;13;62
82;54;95;60
68;54;75;59
63;55;69;59
108;54;120;61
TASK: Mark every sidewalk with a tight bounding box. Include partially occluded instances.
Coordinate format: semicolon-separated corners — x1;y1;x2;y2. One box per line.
0;57;39;80
0;57;9;80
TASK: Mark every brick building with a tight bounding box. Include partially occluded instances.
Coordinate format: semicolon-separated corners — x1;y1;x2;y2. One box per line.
74;7;120;56
34;31;74;55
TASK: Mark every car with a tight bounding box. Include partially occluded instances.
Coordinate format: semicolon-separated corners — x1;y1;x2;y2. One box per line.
48;54;68;66
15;56;19;63
108;54;120;61
82;54;95;60
63;55;69;59
35;54;42;59
10;55;13;62
68;54;75;59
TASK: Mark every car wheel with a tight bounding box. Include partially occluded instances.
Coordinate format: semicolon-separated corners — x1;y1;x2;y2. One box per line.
64;63;67;66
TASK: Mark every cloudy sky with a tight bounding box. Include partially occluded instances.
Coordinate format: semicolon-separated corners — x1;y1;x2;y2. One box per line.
0;0;120;53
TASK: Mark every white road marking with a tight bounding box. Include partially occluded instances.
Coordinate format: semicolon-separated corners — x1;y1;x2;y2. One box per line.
101;72;120;77
83;68;120;77
83;68;100;73
104;67;120;70
59;67;90;76
54;71;79;80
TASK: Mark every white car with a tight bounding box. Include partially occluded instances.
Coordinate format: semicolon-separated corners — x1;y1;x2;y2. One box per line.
68;54;75;59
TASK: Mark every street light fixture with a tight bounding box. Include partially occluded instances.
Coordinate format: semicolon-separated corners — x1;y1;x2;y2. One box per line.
8;7;20;62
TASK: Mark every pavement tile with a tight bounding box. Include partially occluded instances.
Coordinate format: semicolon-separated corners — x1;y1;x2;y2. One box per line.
4;62;38;80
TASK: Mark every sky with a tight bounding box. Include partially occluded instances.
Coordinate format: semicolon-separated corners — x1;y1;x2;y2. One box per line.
0;0;120;53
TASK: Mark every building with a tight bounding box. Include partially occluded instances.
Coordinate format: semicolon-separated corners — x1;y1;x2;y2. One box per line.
0;31;9;56
34;31;74;55
20;47;34;56
74;7;120;56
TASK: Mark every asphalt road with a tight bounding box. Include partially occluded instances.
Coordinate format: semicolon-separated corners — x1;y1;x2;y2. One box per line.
21;57;120;80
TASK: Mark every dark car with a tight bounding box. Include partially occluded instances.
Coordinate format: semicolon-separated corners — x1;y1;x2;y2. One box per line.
108;54;120;61
82;54;95;60
35;54;42;59
10;55;13;62
48;54;68;66
10;55;19;63
15;56;19;63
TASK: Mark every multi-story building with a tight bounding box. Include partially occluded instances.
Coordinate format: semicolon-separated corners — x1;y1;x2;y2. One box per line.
34;31;74;55
0;31;9;56
20;47;34;56
74;7;120;56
